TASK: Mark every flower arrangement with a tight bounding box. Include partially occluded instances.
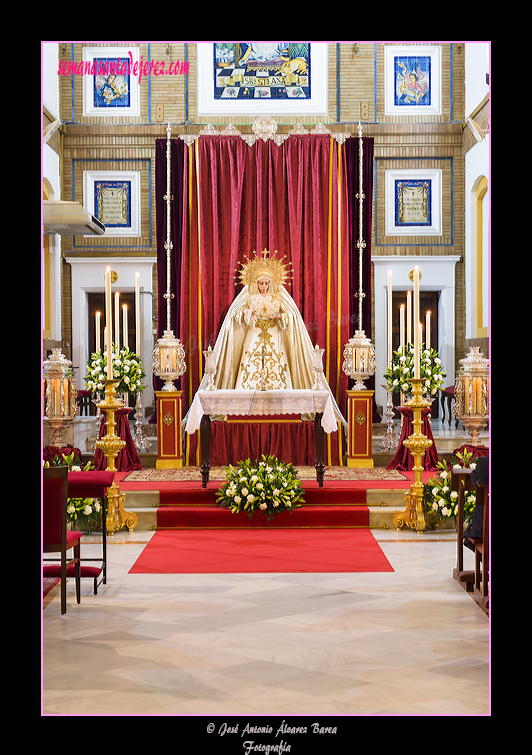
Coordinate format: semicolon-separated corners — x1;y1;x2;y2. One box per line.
43;449;95;472
384;343;446;399
84;346;146;396
423;449;478;526
66;497;102;532
216;455;305;522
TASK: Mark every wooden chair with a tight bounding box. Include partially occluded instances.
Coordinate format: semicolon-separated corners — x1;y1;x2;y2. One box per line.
43;466;83;614
452;468;475;592
473;480;489;614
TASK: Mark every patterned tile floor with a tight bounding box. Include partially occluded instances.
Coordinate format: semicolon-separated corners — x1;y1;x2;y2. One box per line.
42;528;490;717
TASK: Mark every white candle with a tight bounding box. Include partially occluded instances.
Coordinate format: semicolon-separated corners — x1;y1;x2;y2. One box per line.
406;291;412;345
413;268;420;379
387;271;393;367
105;268;113;380
135;272;140;356
95;312;101;352
425;311;431;350
123;304;128;350
114;292;120;352
400;305;405;352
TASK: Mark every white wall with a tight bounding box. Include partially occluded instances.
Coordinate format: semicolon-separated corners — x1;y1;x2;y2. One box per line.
464;42;490;340
42;42;60;119
372;255;460;410
68;257;157;410
42;43;62;342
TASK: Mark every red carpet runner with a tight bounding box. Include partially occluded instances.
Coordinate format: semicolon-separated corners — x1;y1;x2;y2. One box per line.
129;529;394;574
156;486;369;529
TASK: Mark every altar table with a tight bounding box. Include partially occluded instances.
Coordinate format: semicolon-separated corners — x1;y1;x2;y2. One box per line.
185;389;337;487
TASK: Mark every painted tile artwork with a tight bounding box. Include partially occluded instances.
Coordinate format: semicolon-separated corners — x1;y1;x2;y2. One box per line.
92;57;131;109
393;55;431;107
213;43;311;101
94;180;131;228
395;179;432;228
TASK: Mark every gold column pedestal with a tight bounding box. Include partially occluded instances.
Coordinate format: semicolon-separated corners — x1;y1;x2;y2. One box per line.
95;379;138;535
392;378;433;534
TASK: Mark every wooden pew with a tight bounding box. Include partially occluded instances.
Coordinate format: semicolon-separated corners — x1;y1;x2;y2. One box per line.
473;480;489;615
452;468;475;593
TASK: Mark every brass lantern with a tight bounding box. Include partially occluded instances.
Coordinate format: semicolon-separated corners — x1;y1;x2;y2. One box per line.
43;348;78;446
453;346;489;445
152;329;186;391
342;331;376;390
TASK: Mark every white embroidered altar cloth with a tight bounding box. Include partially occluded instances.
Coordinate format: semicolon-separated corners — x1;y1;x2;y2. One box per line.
185;389;337;434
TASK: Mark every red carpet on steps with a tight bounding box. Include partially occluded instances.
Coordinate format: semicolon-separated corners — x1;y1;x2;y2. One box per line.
156;486;369;529
128;529;394;574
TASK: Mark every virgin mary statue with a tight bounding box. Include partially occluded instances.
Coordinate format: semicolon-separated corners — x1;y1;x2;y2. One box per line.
187;250;347;432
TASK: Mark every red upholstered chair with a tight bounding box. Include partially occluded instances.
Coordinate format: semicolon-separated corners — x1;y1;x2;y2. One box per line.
43;466;83;614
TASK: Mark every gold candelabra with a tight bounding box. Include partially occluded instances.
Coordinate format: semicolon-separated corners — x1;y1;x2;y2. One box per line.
95;379;138;535
95;379;125;471
392;378;433;534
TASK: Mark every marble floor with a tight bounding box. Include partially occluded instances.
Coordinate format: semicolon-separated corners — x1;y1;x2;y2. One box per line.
42;526;490;717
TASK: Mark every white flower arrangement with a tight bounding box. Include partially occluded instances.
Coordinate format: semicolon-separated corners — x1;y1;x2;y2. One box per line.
423;450;478;525
216;455;305;521
84;346;146;396
66;497;102;531
384;343;446;398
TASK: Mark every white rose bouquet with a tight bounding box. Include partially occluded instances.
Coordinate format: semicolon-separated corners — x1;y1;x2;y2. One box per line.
66;497;102;532
423;456;477;526
84;346;146;396
216;454;305;522
384;343;446;399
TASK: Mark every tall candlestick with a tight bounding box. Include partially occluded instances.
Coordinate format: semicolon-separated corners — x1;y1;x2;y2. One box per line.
425;311;431;350
95;311;101;352
105;268;113;380
387;271;393;366
406;291;412;345
114;292;120;352
123;304;128;350
135;272;140;356
400;305;405;352
413;268;420;379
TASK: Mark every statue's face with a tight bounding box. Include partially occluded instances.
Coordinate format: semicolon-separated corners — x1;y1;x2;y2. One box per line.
257;278;270;294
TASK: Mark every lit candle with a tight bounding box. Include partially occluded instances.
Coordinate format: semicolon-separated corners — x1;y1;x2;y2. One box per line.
135;272;140;356
114;292;120;352
387;271;393;367
406;291;412;346
105;268;113;380
425;311;431;350
95;311;101;352
400;305;405;352
413;267;420;379
123;304;128;350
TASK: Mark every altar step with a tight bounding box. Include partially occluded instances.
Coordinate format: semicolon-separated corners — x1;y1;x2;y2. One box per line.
115;487;455;532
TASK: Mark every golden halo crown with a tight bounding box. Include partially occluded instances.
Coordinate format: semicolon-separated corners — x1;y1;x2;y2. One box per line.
235;249;292;289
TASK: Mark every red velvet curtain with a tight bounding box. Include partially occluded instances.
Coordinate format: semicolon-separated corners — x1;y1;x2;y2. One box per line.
155;133;374;465
154;138;186;392
180;135;350;409
345;136;374;341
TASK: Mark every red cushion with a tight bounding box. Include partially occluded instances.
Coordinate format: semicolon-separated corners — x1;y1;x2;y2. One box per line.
43;564;102;578
67;471;115;498
67;530;83;546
